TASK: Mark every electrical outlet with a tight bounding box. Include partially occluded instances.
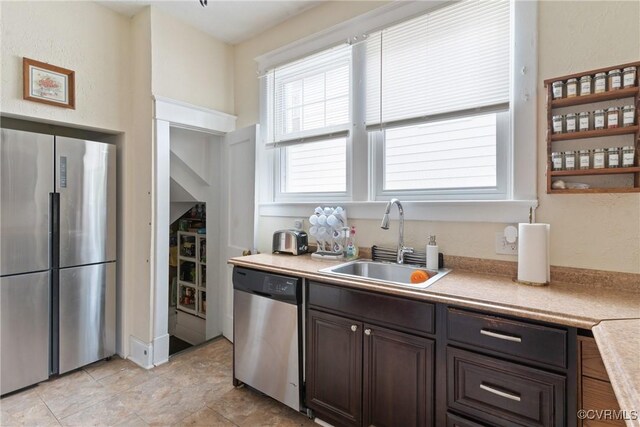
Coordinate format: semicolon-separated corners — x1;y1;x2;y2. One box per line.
495;231;518;255
293;219;304;230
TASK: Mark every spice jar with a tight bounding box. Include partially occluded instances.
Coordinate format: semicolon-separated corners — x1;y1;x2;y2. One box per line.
594;72;607;93
608;69;622;90
622;105;636;127
607;147;620;168
551;152;563;171
622;146;636;167
593;148;606;169
607;107;620;128
594;109;606;129
623;66;637;88
566;78;578;97
579;149;591;169
552;115;564;133
579;75;592;96
564;150;576;170
552;81;564;99
578;111;591;131
565;113;578;132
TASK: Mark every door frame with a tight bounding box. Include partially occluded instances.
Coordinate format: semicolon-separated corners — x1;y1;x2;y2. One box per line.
151;96;236;365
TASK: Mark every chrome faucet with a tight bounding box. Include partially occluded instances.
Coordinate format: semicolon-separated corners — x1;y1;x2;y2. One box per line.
380;198;414;264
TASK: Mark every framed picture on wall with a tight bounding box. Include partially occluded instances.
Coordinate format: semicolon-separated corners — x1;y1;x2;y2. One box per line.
23;58;75;109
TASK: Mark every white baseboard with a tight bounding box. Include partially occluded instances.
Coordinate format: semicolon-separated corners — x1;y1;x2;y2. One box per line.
128;336;154;369
153;333;170;366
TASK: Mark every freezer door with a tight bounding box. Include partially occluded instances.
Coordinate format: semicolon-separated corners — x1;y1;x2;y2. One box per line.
59;262;115;374
55;137;116;268
1;271;50;395
0;129;53;276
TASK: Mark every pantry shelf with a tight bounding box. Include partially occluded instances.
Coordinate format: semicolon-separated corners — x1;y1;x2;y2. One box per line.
177;230;207;318
550;126;638;141
550;167;640;176
550;87;638;108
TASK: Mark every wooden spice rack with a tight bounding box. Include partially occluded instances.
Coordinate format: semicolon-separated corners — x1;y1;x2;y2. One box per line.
544;61;640;194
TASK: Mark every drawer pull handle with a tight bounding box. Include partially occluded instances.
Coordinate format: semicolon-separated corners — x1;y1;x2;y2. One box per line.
480;329;522;343
480;383;521;402
364;328;372;336
351;325;358;332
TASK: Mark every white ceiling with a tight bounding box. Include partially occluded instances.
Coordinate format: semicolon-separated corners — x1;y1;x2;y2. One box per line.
98;0;322;44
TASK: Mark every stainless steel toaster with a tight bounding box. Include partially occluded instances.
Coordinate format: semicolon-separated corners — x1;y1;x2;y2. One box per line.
272;229;308;255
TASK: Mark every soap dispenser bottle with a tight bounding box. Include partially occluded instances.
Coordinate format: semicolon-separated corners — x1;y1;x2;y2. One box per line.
346;226;359;259
426;235;438;270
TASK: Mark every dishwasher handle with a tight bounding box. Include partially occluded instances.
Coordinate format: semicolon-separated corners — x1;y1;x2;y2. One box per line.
251;290;274;299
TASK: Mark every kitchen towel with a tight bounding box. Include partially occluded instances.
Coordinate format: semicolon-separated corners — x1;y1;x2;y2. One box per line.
517;223;550;284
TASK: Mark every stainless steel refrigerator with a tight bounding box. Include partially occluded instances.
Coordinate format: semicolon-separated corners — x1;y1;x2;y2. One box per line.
0;128;116;395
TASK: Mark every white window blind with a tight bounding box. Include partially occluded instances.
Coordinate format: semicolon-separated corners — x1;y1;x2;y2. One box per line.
263;44;352;145
383;113;499;191
366;0;511;127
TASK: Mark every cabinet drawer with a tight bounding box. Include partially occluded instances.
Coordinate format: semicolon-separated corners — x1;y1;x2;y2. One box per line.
447;307;567;368
308;281;434;336
447;413;487;427
447;347;566;427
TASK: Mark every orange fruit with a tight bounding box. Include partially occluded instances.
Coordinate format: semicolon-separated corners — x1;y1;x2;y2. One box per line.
410;270;429;284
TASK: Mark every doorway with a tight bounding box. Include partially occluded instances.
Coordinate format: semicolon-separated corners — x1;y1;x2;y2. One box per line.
168;203;207;355
151;98;255;366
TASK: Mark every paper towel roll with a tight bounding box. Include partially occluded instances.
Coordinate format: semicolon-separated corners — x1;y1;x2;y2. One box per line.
517;223;550;284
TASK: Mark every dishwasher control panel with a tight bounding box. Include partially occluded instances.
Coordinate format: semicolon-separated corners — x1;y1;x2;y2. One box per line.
264;277;297;296
233;267;301;305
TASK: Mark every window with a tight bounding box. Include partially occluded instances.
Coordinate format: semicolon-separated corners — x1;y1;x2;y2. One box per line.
263;45;351;196
382;113;501;191
259;0;536;210
366;0;510;198
281;137;347;193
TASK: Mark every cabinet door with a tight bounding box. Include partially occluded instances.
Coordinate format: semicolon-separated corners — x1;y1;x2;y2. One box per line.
307;309;362;427
363;324;435;427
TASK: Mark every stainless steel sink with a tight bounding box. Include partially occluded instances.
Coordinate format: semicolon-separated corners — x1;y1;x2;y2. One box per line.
320;260;451;289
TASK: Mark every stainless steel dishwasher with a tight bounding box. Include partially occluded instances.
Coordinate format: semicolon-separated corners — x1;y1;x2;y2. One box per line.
232;267;303;412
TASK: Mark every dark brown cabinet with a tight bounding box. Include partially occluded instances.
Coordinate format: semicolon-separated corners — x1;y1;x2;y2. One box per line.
306;309;362;427
363;325;434;427
306;306;435;427
304;281;577;427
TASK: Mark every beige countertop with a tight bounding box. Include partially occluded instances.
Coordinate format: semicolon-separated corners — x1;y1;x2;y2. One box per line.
229;253;639;329
228;253;640;424
592;319;640;427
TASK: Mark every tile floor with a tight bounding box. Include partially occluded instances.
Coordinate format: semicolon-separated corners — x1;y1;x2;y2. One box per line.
0;338;316;426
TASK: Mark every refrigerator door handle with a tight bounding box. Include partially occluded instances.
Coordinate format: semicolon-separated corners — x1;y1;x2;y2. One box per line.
49;192;60;375
50;192;60;269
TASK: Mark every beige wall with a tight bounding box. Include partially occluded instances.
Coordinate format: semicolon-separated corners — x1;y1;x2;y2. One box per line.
0;1;131;131
535;0;640;273
150;7;234;114
127;7;154;346
236;1;640;274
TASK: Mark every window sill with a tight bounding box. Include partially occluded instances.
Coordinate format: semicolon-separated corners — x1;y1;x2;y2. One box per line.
259;199;539;223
